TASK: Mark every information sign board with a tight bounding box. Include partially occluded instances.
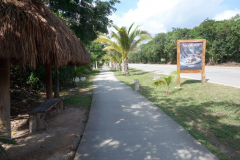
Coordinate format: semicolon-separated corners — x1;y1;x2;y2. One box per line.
177;39;206;87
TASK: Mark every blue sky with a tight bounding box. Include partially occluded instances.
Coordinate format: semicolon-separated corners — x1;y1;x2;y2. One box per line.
109;0;240;37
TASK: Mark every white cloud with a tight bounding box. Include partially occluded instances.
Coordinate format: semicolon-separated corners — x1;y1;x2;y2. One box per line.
108;0;238;37
214;9;240;21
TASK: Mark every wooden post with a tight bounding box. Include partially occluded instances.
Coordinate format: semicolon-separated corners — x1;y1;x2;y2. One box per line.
177;75;181;88
201;72;205;83
46;65;53;99
54;67;59;98
202;40;206;83
0;59;11;139
134;79;139;91
177;40;181;88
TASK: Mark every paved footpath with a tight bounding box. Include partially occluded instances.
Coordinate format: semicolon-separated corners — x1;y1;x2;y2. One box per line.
74;66;218;160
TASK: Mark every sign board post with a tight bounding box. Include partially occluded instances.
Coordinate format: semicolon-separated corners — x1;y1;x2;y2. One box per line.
177;39;206;87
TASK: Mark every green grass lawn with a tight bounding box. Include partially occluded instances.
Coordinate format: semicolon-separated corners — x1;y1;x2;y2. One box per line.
114;68;240;160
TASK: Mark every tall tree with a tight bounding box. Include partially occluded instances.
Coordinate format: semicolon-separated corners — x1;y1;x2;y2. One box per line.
94;23;152;75
45;0;120;44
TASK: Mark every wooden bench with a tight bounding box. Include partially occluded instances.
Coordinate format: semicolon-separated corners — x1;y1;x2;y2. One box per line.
29;98;63;133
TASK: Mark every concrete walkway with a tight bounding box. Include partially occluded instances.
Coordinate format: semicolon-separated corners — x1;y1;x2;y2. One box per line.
74;66;218;160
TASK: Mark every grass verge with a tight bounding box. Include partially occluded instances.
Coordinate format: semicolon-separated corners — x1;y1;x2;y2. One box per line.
62;69;99;110
113;68;240;160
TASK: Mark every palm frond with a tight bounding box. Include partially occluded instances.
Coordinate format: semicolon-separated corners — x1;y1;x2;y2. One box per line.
109;51;122;64
113;25;120;31
152;79;166;87
164;76;173;86
128;23;135;35
129;30;152;49
0;144;7;158
170;71;180;76
118;27;130;52
129;34;152;53
111;31;121;43
0;138;18;145
131;25;142;34
0;131;18;158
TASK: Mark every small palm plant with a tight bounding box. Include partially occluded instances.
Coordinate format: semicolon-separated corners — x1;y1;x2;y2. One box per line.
152;71;180;95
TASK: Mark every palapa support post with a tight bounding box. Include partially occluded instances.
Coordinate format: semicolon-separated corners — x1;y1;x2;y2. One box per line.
54;67;59;98
46;64;53;99
0;59;11;139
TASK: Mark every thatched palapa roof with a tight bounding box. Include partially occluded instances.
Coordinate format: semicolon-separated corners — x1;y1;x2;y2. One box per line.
0;0;91;68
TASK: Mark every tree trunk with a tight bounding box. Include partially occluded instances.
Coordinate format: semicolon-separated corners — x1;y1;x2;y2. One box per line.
46;65;53;99
54;67;59;98
167;87;170;95
111;63;114;70
0;59;11;139
122;59;125;73
118;63;121;71
95;61;98;69
124;58;129;76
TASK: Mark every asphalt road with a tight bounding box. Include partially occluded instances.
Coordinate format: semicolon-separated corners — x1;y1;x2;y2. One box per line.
129;64;240;88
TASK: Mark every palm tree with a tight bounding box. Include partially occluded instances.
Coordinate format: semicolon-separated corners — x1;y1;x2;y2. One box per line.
108;51;122;71
153;71;180;95
94;23;152;75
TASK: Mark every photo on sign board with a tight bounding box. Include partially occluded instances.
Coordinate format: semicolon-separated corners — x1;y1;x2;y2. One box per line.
180;42;203;70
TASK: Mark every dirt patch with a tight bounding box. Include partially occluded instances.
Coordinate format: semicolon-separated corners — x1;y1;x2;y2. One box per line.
4;107;87;160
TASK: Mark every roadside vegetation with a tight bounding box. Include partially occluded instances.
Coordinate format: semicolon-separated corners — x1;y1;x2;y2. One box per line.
113;68;240;160
128;15;240;65
62;69;100;118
